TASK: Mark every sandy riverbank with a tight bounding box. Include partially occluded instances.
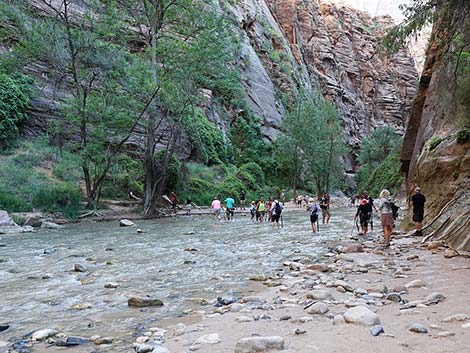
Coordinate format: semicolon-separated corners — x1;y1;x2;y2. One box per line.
158;231;470;353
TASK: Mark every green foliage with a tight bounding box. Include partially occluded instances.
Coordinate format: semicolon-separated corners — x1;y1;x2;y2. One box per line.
358;125;402;170
237;162;265;186
183;108;228;165
429;136;445;150
32;183;81;218
0;72;32;142
357;148;404;197
456;128;470;144
0;190;32;212
11;214;26;226
100;154;144;199
216;175;245;199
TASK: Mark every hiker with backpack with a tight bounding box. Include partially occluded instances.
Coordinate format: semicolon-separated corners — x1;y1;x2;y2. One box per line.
410;187;426;236
377;189;398;247
355;199;370;236
319;193;331;224
270;199;283;228
307;198;320;234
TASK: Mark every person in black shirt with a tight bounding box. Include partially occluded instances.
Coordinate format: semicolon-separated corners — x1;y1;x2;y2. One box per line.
355;199;370;236
239;190;246;210
411;187;426;236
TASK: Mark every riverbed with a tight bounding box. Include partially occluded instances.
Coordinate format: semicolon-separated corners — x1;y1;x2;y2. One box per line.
0;207;357;349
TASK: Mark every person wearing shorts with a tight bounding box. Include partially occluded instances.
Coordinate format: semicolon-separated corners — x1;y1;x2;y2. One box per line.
270;199;283;228
211;197;222;220
224;196;235;221
257;197;266;223
239;191;246;210
319;193;330;224
378;189;393;247
307;198;320;234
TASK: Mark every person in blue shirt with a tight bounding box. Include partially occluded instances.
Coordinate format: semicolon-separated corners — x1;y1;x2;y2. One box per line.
224;196;235;221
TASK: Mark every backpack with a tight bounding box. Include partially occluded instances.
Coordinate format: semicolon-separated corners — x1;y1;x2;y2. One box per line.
274;201;282;215
391;202;399;220
310;203;319;216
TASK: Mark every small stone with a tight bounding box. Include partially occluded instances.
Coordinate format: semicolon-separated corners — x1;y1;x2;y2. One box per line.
279;315;291;321
306;302;329;315
230;303;244;312
32;329;59;341
55;336;89;346
405;279;425;288
370;325;385;336
296;316;313;323
424;292;446;305
74;263;87;272
89;335;101;342
409;323;428;333
128;297;163;307
336;286;346;293
306;290;333;301
444;249;459;258
427;241;445;250
42;273;53;279
407;255;419;260
306;263;329;272
234;336;285;353
334;280;353;292
462;322;470;328
104;282;119;288
336;244;364;253
392;285;408;293
195;333;221;345
344;306;380;326
135;336;149;344
94;337;114;345
367;283;387;293
333;314;345;324
71;302;93;310
41;221;63;229
236;316;254;322
437;331;456;337
119;219;135;227
173;323;188;336
0;324;9;332
134;343;155;353
136;228;143;233
294;328;306;335
354;288;368;296
443;313;470;322
385;293;402;302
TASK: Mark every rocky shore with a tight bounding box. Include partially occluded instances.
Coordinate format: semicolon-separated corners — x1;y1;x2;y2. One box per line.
2;221;469;353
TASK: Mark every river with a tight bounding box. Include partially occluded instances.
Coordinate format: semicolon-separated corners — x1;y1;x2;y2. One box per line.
0;207;357;349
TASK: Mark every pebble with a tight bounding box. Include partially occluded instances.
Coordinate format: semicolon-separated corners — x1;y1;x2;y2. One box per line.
443;313;470;322
427;241;445;250
119;219;135;227
195;333;221;344
135;336;149;344
294;328;306;335
344;306;380;326
173;323;188;336
236;316;254;322
279;315;291;321
405;279;425;288
306;302;329;315
437;331;456;337
370;325;385;336
306;290;333;301
55;336;89;346
409;323;428;333
367;283;387;294
424;292;446;305
31;328;59;341
444;249;459;258
306;263;329;272
104;282;119;288
392;285;408;293
385;293;402;302
234;336;285;353
74;263;87;272
333;314;345;324
334;280;353;292
134;343;155;353
136;228;143;233
128;297;163;307
462;322;470;328
0;324;9;332
407;254;419;260
230;303;245;312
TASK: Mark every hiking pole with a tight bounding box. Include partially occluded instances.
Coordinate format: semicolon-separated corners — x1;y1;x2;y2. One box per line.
317;219;320;233
281;215;284;228
370;211;374;231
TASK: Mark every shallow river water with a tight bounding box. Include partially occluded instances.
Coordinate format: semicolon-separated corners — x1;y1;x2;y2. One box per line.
0;207;357;348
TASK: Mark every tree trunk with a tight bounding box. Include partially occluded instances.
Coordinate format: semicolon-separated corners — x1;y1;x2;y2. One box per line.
292;145;298;198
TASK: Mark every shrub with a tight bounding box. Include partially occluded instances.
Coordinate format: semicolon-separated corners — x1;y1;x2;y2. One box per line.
0;189;32;212
216;175;244;199
0;73;33;143
32;183;82;218
238;162;265;185
456;128;470;144
429;136;445;151
12;215;26;226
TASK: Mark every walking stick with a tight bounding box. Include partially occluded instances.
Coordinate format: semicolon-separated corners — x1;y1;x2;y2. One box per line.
370;211;374;231
281;215;284;228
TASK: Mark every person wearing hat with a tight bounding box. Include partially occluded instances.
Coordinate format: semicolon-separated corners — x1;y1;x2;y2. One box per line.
355;199;370;236
410;187;426;236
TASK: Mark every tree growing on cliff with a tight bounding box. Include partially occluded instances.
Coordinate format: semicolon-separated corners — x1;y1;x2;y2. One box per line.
358;125;401;171
277;91;346;196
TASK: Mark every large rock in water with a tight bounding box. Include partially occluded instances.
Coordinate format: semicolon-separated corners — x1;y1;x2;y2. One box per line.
120;219;135;227
0;211;15;226
344;306;381;326
31;328;59;341
128;297;164;307
234;336;285;353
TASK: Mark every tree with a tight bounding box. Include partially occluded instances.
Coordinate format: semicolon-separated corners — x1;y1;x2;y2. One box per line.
277;91;346;196
3;0;148;208
116;0;238;216
358;125;401;171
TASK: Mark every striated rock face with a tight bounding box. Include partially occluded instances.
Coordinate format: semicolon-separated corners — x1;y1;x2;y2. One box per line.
400;10;470;252
266;0;418;164
5;0;419;164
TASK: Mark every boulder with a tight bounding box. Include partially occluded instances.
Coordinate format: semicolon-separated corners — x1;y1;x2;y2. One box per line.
128;297;164;307
0;211;15;226
195;333;221;345
74;263;87;272
24;215;43;227
234;336;285;353
344;306;380;326
119;219;135;227
306;290;333;301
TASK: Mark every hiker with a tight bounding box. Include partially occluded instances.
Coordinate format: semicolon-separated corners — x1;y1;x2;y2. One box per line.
211;196;223;221
249;201;256;220
378;189;394;247
224;196;235;221
350;194;356;207
319;193;331;224
257;197;266;223
270;198;283;228
411;187;426;236
296;195;303;208
185;196;193;215
266;197;273;222
239;190;246;210
170;192;178;213
280;191;286;205
307;198;320;234
355;199;370;236
363;191;377;212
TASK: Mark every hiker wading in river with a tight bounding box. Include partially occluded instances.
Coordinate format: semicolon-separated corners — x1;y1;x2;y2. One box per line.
307;198;320;234
378;189;394;247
